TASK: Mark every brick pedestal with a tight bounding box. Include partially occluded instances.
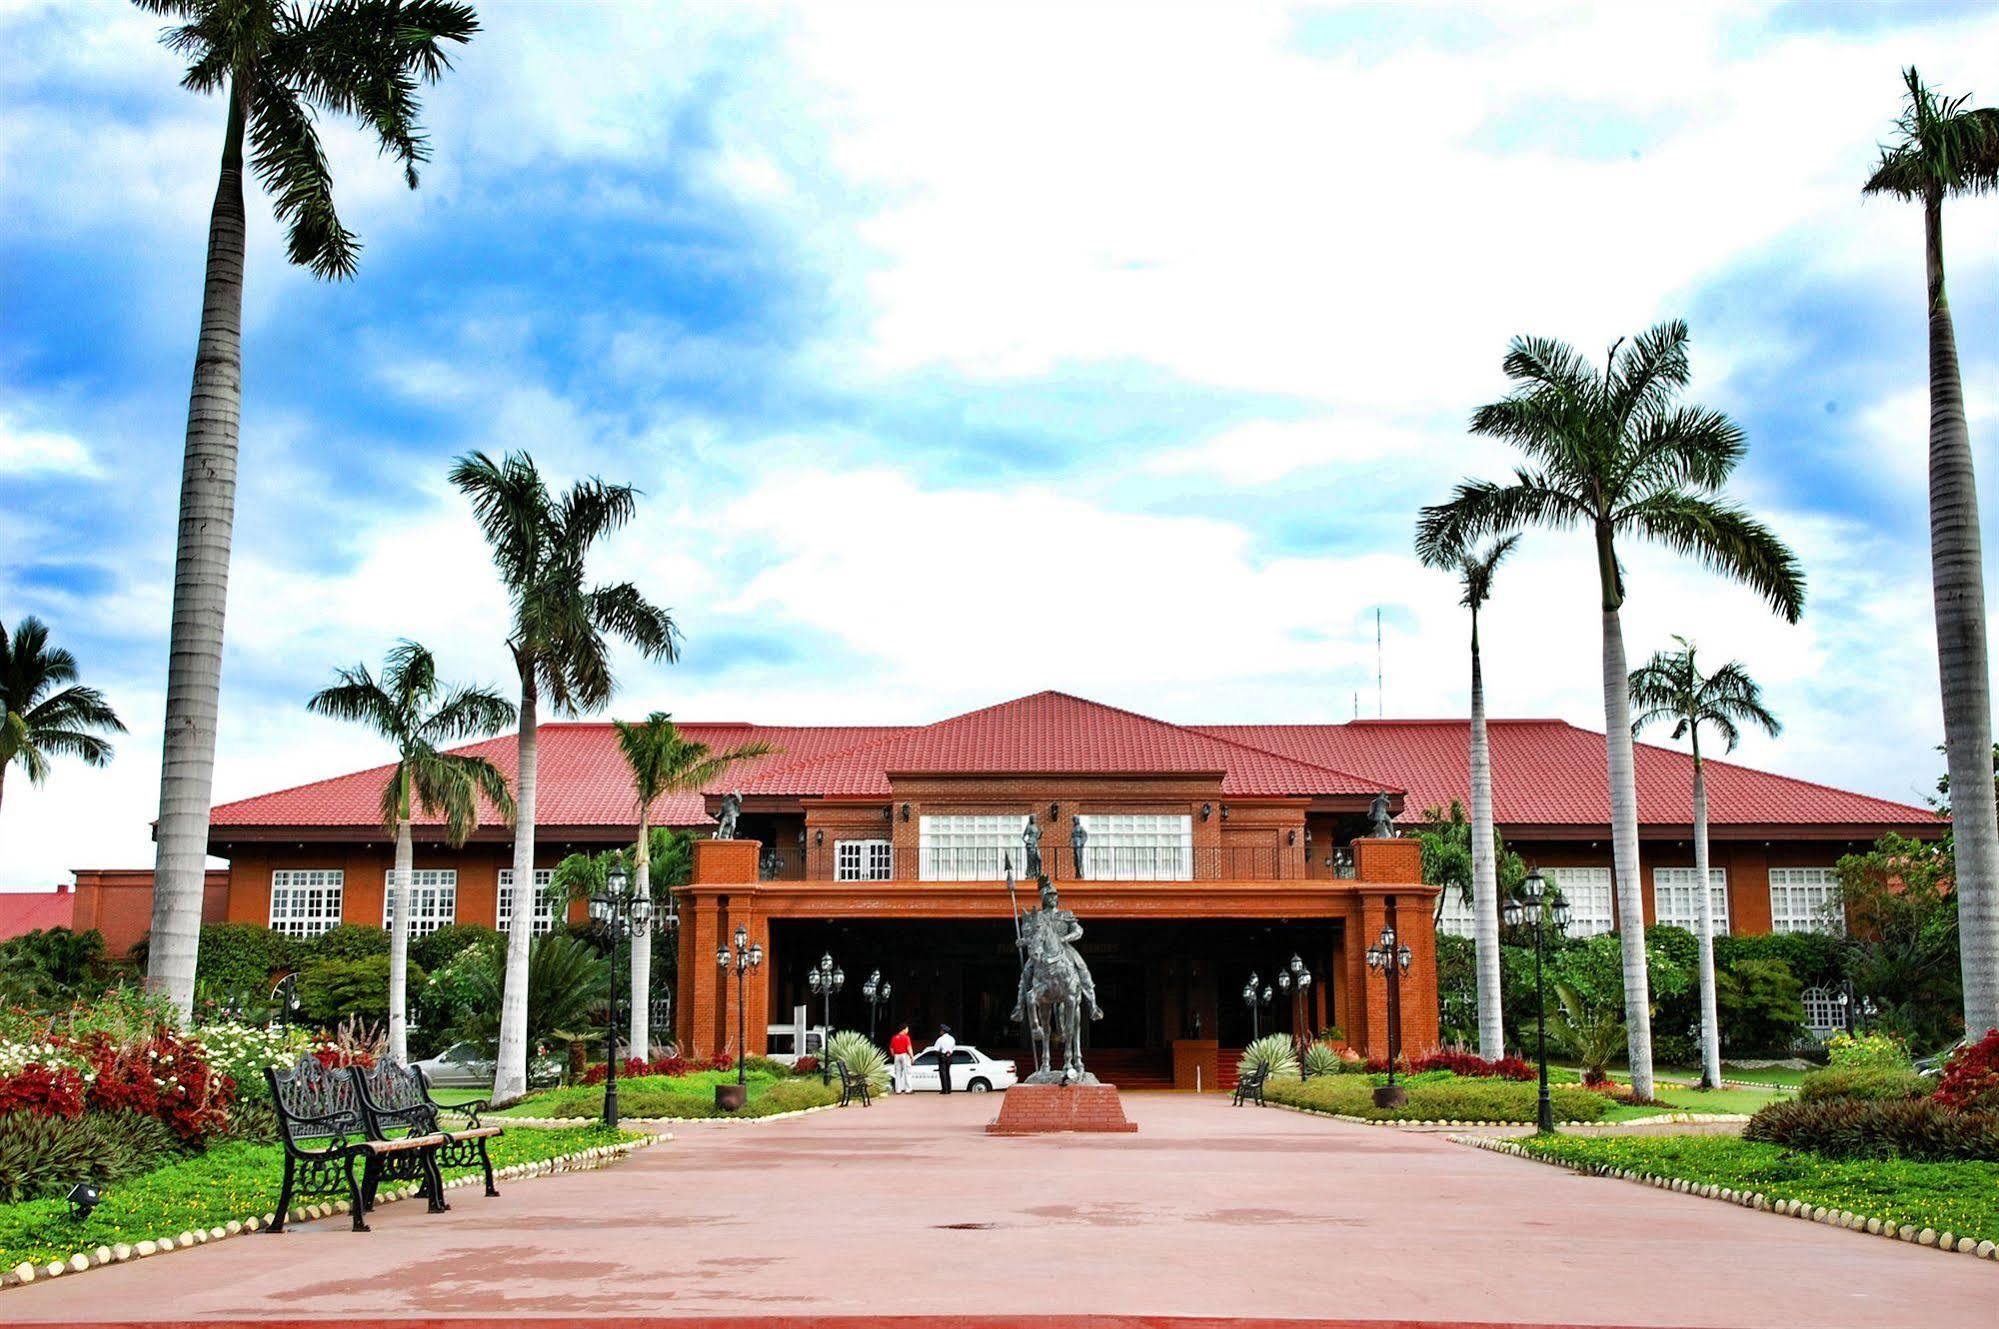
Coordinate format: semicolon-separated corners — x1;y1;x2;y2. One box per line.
986;1083;1138;1135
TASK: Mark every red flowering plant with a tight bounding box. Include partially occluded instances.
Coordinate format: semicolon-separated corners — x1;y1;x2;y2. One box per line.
1934;1028;1999;1113
0;1034;96;1118
85;1025;232;1143
581;1052;734;1085
1362;1049;1536;1081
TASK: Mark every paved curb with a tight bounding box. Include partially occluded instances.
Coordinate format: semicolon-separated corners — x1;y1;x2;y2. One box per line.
1260;1097;1749;1131
1;1134;658;1293
1452;1133;1999;1264
500;1102;844;1128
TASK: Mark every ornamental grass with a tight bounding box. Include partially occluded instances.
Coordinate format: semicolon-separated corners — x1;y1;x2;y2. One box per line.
1263;1069;1610;1123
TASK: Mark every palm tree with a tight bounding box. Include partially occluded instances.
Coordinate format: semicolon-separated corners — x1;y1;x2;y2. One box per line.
1863;68;1999;1037
1417;538;1519;1061
140;0;479;1018
451;451;679;1102
1629;638;1780;1089
613;713;772;1057
1416;321;1804;1099
307;640;514;1064
1;616;126;835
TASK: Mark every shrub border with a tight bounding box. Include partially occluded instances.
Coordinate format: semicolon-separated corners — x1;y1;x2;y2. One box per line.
1;1134;658;1292
1453;1133;1999;1264
501;1102;843;1129
1260;1097;1748;1130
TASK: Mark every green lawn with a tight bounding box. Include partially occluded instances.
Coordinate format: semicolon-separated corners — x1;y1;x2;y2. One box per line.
0;1123;641;1269
1265;1071;1613;1123
1516;1134;1999;1245
1598;1084;1788;1122
500;1070;840;1120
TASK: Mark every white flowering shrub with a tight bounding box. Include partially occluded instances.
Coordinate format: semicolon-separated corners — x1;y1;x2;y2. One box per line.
194;1022;310;1099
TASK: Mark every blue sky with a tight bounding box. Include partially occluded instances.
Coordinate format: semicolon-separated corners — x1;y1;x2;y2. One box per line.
1;1;1995;887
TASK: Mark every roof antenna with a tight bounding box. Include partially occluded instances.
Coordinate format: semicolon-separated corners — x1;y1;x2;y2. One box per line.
1375;607;1384;718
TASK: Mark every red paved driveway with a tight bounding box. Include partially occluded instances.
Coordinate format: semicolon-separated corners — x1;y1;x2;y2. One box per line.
6;1093;1989;1326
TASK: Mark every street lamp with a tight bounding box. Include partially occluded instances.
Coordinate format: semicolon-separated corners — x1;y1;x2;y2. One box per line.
715;922;764;1110
1276;953;1313;1039
1364;907;1414;1108
1241;973;1273;1040
1503;868;1571;1134
861;969;892;1041
806;952;845;1084
589;865;661;1129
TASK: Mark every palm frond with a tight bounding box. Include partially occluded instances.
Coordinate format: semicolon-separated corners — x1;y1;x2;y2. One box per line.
1863;68;1999;200
589;583;679;662
24;684;127;735
1616;495;1805;622
417;683;516;745
1453;534;1520;611
1619;404;1746;501
1606;320;1692;431
1415;475;1585;565
245;78;360;278
306;664;405;741
23;729;116;769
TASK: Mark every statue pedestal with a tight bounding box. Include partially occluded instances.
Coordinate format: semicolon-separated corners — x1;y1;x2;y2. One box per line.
986;1083;1138;1135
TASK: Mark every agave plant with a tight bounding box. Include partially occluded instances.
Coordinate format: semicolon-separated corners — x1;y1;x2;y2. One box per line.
1237;1032;1300;1080
825;1029;890;1093
1300;1041;1343;1078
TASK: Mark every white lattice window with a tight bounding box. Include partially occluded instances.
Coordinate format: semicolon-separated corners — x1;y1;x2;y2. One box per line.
1548;866;1615;937
1770;867;1843;935
382;869;457;935
270;869;344;938
835;839;894;882
1435;888;1476;938
497;868;559;934
1801;985;1848;1039
1076;814;1193;880
1654;867;1729;934
920;814;1031;881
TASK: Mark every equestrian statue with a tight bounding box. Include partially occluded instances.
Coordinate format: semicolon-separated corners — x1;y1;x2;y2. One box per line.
1007;846;1103;1084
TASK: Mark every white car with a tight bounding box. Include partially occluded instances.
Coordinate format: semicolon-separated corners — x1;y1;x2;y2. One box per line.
413;1040;561;1089
904;1044;1018;1092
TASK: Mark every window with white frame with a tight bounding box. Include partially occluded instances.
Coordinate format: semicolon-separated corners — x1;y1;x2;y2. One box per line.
382;869;457;935
496;868;559;934
1435;887;1477;938
835;839;894;882
1077;813;1194;880
1547;866;1615;937
270;869;344;937
919;814;1031;881
1769;867;1843;935
1653;867;1729;934
1801;985;1848;1040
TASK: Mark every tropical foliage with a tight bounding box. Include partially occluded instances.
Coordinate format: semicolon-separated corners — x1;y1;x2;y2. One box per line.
1237;1032;1299;1079
0;616;124;832
824;1030;891;1093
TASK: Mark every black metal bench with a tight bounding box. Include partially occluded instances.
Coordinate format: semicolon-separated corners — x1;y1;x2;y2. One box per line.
352;1060;504;1214
1232;1060;1269;1107
835;1059;873;1107
264;1055;400;1232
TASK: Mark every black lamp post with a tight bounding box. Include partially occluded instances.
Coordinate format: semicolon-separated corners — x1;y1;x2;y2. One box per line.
589;865;658;1130
1276;953;1313;1039
1503;868;1570;1134
1241;973;1273;1040
269;973;301;1029
715;922;763;1110
862;969;891;1041
1365;907;1414;1108
806;952;845;1084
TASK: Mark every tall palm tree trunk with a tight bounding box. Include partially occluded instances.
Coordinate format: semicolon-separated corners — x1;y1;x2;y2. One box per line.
495;676;538;1103
1468;610;1504;1059
1690;743;1722;1088
389;814;413;1064
630;808;652;1058
1600;594;1655;1099
1924;189;1999;1036
150;87;248;1019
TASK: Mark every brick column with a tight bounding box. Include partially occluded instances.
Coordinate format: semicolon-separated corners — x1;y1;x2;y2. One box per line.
679;840;762;1060
1347;838;1441;1061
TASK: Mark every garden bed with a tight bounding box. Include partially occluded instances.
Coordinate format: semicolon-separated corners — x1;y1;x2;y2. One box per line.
0;1123;646;1281
500;1070;840;1121
1481;1132;1999;1257
1262;1071;1613;1124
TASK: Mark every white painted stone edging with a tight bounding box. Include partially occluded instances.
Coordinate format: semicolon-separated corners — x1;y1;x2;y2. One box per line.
1263;1098;1748;1130
0;1134;658;1292
1261;1098;1597;1129
1452;1133;1999;1264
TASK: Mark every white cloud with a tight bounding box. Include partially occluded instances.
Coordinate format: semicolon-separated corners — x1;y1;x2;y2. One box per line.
0;412;102;477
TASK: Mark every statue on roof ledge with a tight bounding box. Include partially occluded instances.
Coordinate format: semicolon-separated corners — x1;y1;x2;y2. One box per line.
1367;792;1395;839
714;791;742;841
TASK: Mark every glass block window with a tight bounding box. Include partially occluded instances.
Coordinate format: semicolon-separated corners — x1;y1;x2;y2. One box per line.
1654;867;1729;935
497;868;559;934
1076;814;1193;880
835;839;894;882
270;869;344;938
382;869;457;935
1436;887;1477;938
1770;867;1843;935
919;814;1031;881
1801;985;1848;1040
1547;866;1615;937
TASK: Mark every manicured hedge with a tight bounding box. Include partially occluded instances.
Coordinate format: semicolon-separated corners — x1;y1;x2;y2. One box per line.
508;1073;840;1120
1797;1064;1930;1103
1264;1072;1610;1123
1744;1097;1999;1163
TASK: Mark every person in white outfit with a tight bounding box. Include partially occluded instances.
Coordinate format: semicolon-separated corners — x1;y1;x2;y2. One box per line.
934;1025;957;1096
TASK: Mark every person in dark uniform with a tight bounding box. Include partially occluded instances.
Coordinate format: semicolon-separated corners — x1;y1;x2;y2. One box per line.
934;1024;956;1095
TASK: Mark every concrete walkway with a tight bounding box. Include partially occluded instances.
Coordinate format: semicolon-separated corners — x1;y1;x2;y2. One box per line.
7;1092;1989;1327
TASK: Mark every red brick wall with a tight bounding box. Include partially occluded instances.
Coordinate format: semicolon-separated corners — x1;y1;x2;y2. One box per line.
69;869;227;956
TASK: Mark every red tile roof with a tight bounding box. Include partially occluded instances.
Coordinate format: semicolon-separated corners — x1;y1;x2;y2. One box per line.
208;696;1938;835
0;887;74;941
1194;720;1939;830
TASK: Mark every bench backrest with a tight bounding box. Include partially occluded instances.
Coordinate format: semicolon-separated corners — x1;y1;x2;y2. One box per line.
266;1054;366;1146
353;1060;441;1138
835;1060;862;1086
1241;1060;1269;1086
